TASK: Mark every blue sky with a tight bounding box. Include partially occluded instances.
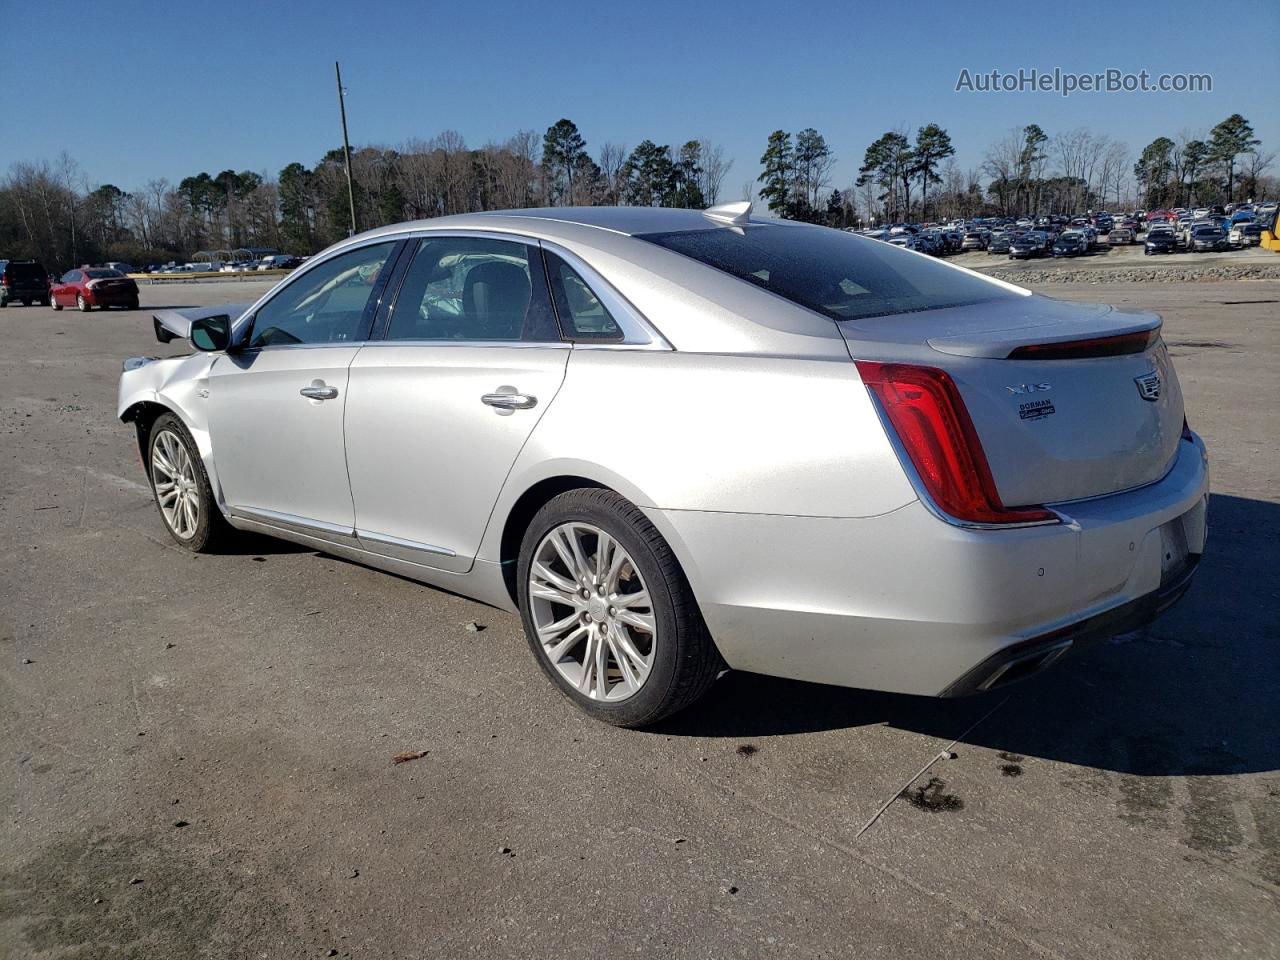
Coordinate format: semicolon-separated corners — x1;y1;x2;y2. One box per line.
4;0;1277;197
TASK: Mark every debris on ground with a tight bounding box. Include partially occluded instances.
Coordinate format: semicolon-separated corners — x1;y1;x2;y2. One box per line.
391;750;428;765
464;621;484;633
735;744;757;757
498;846;513;856
21;658;33;664
173;819;189;828
347;868;359;879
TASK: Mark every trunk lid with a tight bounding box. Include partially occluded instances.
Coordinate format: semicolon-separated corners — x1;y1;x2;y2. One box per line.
840;294;1184;507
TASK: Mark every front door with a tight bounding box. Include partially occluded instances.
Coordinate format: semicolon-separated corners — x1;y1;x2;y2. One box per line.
205;240;399;537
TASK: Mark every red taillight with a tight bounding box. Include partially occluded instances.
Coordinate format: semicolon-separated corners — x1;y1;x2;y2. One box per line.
855;361;1058;526
1006;329;1157;360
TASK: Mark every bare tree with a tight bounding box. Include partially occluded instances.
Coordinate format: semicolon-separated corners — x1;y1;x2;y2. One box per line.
982;128;1023;215
697;139;733;206
597;142;627;205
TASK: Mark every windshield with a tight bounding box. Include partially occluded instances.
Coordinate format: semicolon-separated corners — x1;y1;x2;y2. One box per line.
84;269;122;279
637;225;1017;322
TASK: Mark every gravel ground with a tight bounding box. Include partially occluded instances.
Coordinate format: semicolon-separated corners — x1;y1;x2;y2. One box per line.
1;279;1278;959
957;243;1280;283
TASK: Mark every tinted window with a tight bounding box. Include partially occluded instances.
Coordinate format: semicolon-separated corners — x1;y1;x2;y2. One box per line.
544;252;621;341
385;237;557;342
638;225;1017;322
8;262;46;281
63;271;81;283
249;242;394;348
84;269;121;279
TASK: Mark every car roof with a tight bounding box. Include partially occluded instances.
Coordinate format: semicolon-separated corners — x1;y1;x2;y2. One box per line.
352;206;781;242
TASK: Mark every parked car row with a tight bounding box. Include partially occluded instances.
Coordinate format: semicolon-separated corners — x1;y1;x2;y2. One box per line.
0;259;139;310
851;202;1273;262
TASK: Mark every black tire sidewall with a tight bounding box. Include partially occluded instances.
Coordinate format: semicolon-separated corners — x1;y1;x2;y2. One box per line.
517;491;690;727
148;413;217;551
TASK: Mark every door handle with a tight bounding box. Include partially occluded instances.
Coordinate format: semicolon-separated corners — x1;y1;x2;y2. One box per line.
481;391;537;410
300;382;339;401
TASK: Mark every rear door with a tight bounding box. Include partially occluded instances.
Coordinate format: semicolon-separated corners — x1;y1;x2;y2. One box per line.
206;240;400;536
344;234;570;572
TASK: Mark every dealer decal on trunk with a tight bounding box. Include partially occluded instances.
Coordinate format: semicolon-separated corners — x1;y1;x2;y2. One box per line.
1018;398;1056;421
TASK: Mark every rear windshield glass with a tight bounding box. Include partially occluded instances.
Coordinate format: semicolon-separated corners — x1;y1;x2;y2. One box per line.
84;269;122;279
7;262;47;280
637;225;1016;321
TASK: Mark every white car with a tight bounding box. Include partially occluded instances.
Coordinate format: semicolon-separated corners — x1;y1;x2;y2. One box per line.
117;203;1208;726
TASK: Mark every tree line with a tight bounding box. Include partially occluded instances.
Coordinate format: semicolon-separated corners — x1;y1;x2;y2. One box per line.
1;113;1270;271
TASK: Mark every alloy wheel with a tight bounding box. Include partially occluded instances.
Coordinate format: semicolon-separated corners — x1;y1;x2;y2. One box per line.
151;429;200;539
528;521;656;701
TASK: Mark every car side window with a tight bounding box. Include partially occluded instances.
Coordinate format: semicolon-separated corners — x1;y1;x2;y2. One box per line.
63;271;80;283
248;242;394;348
384;237;558;342
543;252;622;341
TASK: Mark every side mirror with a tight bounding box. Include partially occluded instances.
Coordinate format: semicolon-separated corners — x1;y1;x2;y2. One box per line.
190;314;231;351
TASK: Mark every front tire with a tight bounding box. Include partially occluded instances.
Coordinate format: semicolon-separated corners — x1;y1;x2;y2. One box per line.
517;489;722;727
76;294;90;312
52;297;62;310
147;413;232;552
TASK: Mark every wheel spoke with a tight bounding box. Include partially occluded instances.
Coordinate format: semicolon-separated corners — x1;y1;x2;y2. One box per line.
615;608;655;634
594;532;614;584
537;610;581;643
546;623;588;663
606;624;645;693
152;449;176;478
593;629;610;698
613;588;649;611
530;560;578;599
578;632;598;693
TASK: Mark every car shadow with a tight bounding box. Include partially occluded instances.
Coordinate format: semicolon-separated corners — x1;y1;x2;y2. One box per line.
212;531;312;557
653;493;1279;777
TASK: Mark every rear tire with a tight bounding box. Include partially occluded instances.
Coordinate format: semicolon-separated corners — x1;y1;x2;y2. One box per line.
127;298;139;311
517;488;723;728
147;413;233;552
52;298;62;311
22;299;32;306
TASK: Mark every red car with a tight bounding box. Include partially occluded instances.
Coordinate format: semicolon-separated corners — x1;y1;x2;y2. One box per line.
51;267;139;312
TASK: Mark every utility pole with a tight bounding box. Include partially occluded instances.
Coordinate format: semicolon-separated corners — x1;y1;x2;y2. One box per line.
335;61;357;236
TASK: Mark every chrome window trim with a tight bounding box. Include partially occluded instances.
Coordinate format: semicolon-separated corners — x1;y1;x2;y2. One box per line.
233;226;673;351
539;239;672;350
359;227;672;351
356;340;570;351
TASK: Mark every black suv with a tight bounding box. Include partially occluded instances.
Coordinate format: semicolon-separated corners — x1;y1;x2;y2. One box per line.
0;259;51;307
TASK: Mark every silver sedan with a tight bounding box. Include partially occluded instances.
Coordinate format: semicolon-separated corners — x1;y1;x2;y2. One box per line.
118;203;1208;726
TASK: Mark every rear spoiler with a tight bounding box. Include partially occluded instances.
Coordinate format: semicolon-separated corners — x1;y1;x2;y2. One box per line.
153;303;250;344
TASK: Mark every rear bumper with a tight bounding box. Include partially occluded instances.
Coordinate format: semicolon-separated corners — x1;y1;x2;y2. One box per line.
87;287;138;305
938;551;1199;696
644;433;1209;698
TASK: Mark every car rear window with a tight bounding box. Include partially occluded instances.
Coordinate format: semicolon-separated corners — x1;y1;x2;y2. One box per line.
637;225;1016;322
84;269;122;279
7;262;47;280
